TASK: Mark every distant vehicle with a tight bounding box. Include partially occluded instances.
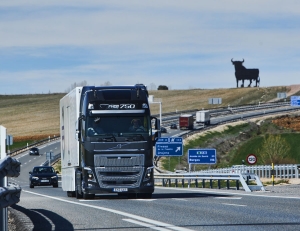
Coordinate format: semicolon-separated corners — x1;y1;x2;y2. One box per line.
29;147;40;155
196;110;210;125
29;166;59;188
170;123;177;129
161;127;167;133
179;114;194;130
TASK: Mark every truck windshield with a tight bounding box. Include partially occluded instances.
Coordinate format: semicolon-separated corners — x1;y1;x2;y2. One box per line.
86;115;151;137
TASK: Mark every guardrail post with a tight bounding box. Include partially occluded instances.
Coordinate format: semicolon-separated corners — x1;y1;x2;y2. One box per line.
181;179;184;188
175;179;178;187
209;179;213;188
218;180;221;189
195;179;198;188
162;178;165;187
226;180;230;189
236;180;239;190
168;179;171;187
202;179;205;188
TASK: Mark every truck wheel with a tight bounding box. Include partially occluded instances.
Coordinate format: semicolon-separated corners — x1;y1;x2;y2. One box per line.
67;191;75;197
30;184;34;188
76;188;83;199
53;184;58;188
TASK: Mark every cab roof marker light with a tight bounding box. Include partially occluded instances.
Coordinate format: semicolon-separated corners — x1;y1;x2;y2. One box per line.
142;103;148;109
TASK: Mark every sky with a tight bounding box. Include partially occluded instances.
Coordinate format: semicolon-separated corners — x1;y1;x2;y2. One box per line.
1;1;300;94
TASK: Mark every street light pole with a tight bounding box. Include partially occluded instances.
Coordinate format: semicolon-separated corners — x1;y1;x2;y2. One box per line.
148;96;162;124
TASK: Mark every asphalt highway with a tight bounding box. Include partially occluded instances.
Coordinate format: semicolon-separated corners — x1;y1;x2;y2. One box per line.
7;140;300;231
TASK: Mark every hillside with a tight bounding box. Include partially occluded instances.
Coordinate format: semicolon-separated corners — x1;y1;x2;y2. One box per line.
0;85;299;142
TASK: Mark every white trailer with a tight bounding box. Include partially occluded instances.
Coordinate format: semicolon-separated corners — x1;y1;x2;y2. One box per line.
60;87;82;194
196;110;210;125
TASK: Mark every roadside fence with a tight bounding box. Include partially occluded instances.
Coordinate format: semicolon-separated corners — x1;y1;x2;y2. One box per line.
194;164;300;179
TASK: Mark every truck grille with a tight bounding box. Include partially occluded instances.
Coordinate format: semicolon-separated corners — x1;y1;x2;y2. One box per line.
94;154;144;188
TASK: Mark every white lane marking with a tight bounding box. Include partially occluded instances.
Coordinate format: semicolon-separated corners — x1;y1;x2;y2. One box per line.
23;190;194;231
215;197;242;200
172;198;188;201
123;219;172;231
222;203;246;207
79;198;157;202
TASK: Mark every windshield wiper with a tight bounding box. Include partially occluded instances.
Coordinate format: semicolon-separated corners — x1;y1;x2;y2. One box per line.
97;133;117;142
125;134;145;141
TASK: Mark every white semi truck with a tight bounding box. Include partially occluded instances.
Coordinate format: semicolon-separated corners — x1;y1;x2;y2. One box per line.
196;110;210;125
60;84;160;199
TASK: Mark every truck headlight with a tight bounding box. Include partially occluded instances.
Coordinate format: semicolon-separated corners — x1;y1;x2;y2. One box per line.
84;167;96;183
143;167;153;182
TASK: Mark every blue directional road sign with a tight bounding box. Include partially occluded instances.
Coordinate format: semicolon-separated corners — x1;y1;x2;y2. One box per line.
188;149;216;164
291;96;300;106
155;137;183;156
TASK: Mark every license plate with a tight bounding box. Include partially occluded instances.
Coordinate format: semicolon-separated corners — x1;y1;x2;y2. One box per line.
41;180;49;182
113;188;128;192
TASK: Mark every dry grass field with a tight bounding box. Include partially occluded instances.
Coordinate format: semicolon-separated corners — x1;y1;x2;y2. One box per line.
0;85;294;141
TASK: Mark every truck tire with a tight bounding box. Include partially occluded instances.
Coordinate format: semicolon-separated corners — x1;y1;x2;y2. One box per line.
76;187;83;199
67;191;75;197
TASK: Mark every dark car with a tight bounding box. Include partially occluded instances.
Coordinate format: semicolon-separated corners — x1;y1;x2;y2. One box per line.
170;123;177;129
160;127;167;133
29;147;40;155
29;166;59;188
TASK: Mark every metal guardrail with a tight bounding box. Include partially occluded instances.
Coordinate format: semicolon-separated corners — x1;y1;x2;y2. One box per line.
0;156;21;231
196;164;300;179
155;172;265;192
9;136;60;157
43;153;61;166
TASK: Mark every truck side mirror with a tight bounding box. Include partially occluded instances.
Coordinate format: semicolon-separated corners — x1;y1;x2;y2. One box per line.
151;116;161;146
76;129;81;140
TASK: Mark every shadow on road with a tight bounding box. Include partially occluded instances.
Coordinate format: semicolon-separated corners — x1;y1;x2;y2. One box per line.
11;204;74;231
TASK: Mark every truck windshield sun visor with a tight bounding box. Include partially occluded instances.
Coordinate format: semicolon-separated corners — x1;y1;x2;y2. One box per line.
91;110;145;114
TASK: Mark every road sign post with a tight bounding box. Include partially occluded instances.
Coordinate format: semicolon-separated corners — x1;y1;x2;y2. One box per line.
46;152;54;166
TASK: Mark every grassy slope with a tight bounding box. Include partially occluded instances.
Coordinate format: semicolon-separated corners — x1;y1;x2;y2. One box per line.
0;86;289;139
0;93;64;140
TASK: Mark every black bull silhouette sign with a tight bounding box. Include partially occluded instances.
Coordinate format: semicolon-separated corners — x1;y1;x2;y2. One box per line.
231;59;260;88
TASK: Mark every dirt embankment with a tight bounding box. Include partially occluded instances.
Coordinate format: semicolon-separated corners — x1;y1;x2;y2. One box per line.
272;115;300;131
